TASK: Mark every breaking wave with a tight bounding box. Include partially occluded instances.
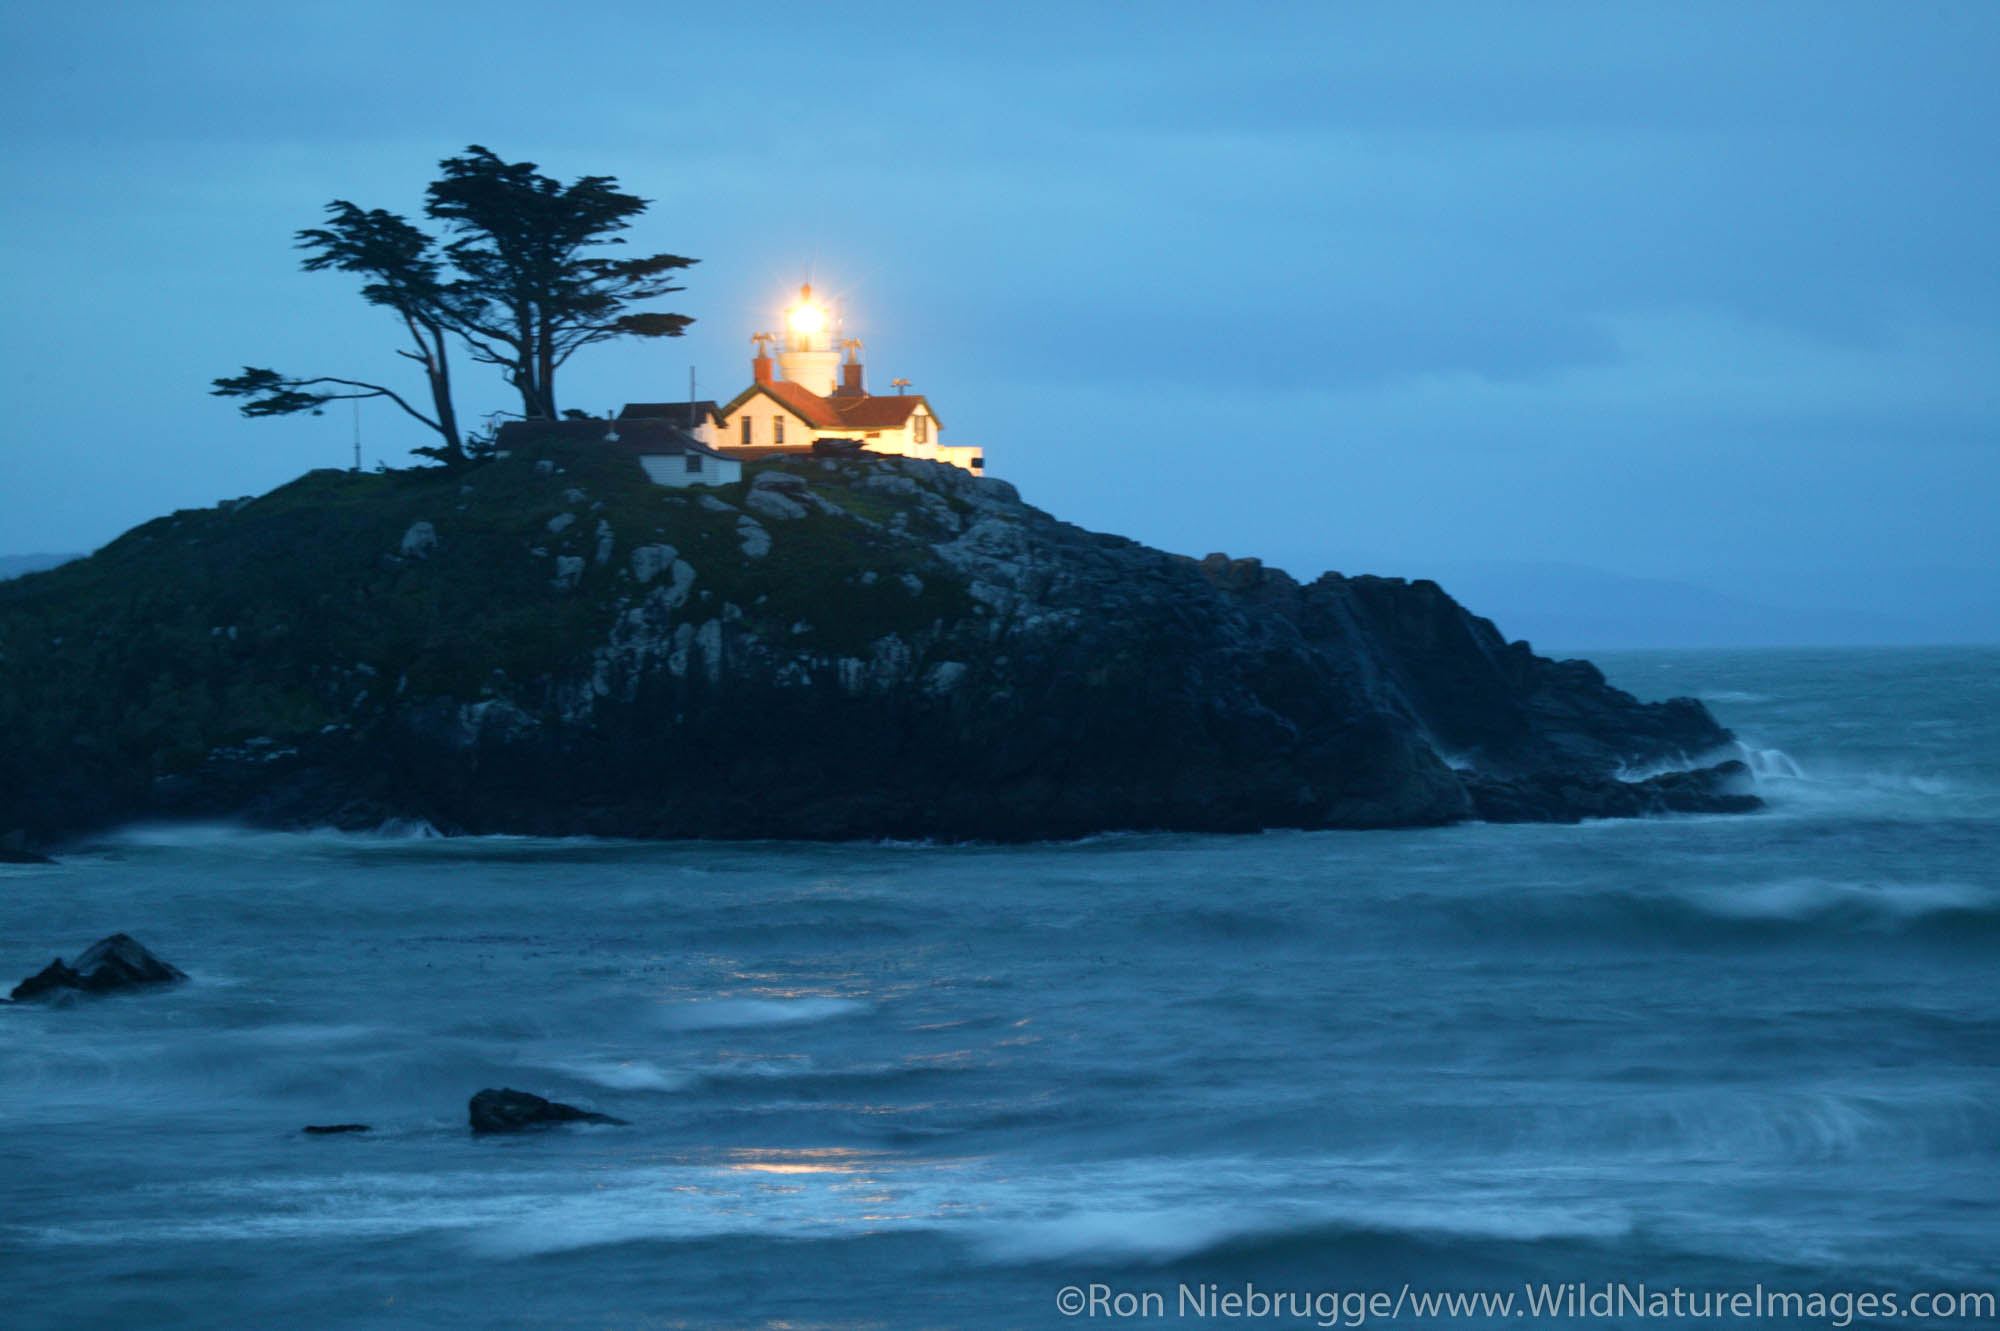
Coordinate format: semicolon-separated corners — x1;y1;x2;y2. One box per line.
1425;876;2000;943
656;996;872;1030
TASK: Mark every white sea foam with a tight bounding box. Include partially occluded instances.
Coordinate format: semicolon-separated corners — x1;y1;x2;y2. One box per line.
91;821;266;848
372;817;444;839
471;1154;1629;1262
658;996;870;1030
84;820;551;854
969;1194;1632;1265
1610;743;1806;786
20;1137;1928;1278
1688;876;1990;924
545;1058;693;1092
972;1206;1264;1263
1735;744;1806;779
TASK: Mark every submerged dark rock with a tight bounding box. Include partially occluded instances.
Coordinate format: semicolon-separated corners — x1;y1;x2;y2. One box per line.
302;1123;371;1135
0;444;1759;842
0;832;52;863
10;933;187;1001
469;1088;628;1134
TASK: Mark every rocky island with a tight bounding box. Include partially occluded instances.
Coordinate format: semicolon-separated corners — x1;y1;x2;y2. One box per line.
0;442;1754;849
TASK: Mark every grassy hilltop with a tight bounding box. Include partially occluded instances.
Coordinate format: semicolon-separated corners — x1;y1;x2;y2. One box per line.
0;442;1752;846
1;444;962;773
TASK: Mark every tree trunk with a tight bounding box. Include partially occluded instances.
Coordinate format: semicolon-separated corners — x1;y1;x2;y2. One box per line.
536;311;558;420
427;323;464;460
514;305;542;418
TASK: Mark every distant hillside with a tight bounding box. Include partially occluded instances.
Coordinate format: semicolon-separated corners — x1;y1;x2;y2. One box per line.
1400;561;1944;651
0;553;81;580
1242;542;1997;650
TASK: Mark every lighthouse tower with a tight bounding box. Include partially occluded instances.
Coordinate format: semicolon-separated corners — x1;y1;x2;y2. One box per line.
776;284;840;395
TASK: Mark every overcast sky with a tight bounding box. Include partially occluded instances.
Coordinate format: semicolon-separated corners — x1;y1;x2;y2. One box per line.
2;1;1994;635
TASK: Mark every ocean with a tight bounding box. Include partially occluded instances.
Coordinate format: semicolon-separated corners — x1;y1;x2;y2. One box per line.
3;646;1996;1329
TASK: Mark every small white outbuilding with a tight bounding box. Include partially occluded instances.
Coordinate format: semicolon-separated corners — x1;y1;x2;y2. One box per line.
494;419;742;488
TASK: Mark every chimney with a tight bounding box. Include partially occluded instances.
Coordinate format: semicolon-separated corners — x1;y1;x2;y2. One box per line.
753;349;773;385
834;339;865;397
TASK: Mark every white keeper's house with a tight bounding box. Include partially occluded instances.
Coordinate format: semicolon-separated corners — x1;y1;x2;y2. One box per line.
620;285;985;474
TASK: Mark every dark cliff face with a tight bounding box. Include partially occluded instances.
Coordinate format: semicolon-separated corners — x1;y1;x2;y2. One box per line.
0;443;1750;846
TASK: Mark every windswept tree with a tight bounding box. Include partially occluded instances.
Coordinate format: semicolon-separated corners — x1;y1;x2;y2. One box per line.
213;146;696;463
215;203;465;463
427;146;696;422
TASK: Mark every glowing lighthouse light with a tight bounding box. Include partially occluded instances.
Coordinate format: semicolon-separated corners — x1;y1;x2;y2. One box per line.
787;296;826;337
777;283;840;393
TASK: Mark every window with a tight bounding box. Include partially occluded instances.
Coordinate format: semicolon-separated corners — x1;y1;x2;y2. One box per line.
774;415;785;445
913;412;928;443
685;452;703;473
740;415;753;446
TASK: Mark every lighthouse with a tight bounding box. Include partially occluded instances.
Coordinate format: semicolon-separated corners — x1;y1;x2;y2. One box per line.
618;278;987;473
776;284;840;396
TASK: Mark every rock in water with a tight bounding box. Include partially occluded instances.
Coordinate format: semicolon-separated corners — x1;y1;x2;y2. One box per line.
10;933;187;1001
468;1087;628;1134
1462;759;1761;824
303;1123;371;1135
0;830;53;863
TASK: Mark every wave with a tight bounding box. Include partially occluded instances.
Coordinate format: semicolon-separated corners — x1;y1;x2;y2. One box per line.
23;1137;1976;1293
1577;1086;2000;1165
971;1196;1632;1267
87;821;274;849
371;817;444;839
75;820;472;859
1686;877;1991;925
1609;742;1821;788
24;1152;1627;1264
1735;744;1805;779
542;1057;694;1092
1422;875;2000;944
76;821;644;859
1711;742;1999;816
657;996;871;1030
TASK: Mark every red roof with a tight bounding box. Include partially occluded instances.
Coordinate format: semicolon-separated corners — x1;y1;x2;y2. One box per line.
717;379;834;428
717;378;941;434
765;379;846;428
831;395;927;429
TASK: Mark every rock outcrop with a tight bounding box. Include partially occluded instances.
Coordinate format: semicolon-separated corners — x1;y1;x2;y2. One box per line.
469;1088;627;1134
1465;759;1760;823
10;933;187;1001
0;441;1758;844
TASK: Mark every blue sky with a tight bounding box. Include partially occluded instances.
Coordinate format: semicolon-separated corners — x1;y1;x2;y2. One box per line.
2;1;1994;637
